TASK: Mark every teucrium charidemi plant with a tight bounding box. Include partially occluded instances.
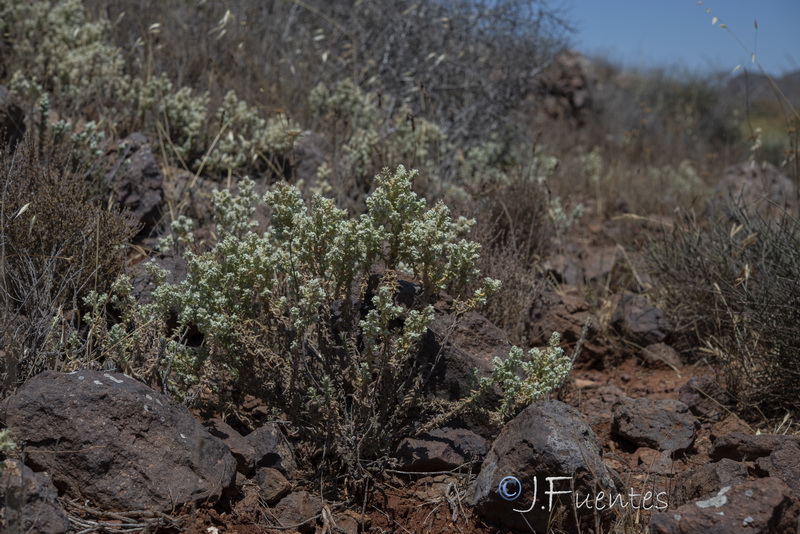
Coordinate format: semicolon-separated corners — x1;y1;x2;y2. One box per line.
152;165;566;483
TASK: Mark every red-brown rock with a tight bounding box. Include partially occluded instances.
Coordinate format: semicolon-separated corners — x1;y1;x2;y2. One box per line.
3;370;236;512
612;397;698;454
650;478;800;534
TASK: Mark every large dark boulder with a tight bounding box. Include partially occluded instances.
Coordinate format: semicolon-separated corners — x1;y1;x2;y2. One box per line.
3;370;236;512
466;400;616;533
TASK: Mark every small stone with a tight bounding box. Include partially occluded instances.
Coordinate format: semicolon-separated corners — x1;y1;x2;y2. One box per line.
395;427;488;472
711;432;800;462
244;423;297;477
754;443;800;497
636;447;675;476
612;397;699;454
640;343;682;370
0;459;70;534
204;417;257;475
677;377;731;421
612;293;672;345
255;467;291;505
710;414;751;442
672;459;748;507
272;491;322;534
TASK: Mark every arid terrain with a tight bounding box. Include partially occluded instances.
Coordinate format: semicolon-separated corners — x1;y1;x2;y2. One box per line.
1;1;799;533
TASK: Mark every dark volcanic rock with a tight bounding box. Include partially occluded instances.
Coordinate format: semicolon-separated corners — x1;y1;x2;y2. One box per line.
130;253;188;305
711;432;800;462
106;133;163;239
204;417;257;475
466;400;616;533
526;288;610;364
0;459;70;534
0;86;25;149
255;467;291;505
395;427;488;472
612;397;698;454
272;491;322;533
243;423;297;477
612;293;672;345
755;443;800;497
3;370;236;512
640;343;682;370
650;478;800;534
425;306;512;401
671;459;749;508
677;376;731;422
635;447;676;476
539;50;595;124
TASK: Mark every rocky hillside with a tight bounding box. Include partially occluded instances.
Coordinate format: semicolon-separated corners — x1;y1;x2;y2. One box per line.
1;1;799;533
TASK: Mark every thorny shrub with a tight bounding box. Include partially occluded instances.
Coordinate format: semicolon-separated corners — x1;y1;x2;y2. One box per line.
88;0;569;144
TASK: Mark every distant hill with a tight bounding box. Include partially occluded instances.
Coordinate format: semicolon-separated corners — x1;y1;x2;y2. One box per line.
726;69;800;108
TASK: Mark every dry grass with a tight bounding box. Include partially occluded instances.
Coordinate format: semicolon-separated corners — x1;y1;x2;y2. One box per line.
646;204;800;418
0;135;136;394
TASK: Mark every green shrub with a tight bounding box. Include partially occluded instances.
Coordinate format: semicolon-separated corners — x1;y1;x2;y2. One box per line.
2;0;300;178
2;0;126;121
0;429;14;456
141;165;568;487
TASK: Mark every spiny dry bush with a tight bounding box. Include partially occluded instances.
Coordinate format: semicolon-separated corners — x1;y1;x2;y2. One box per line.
0;135;136;393
647;205;800;418
89;0;569;144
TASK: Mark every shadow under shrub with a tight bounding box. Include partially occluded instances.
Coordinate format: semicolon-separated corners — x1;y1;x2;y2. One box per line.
0;135;136;392
646;205;800;418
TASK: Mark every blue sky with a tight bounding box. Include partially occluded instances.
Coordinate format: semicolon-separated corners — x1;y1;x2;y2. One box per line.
562;0;799;76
